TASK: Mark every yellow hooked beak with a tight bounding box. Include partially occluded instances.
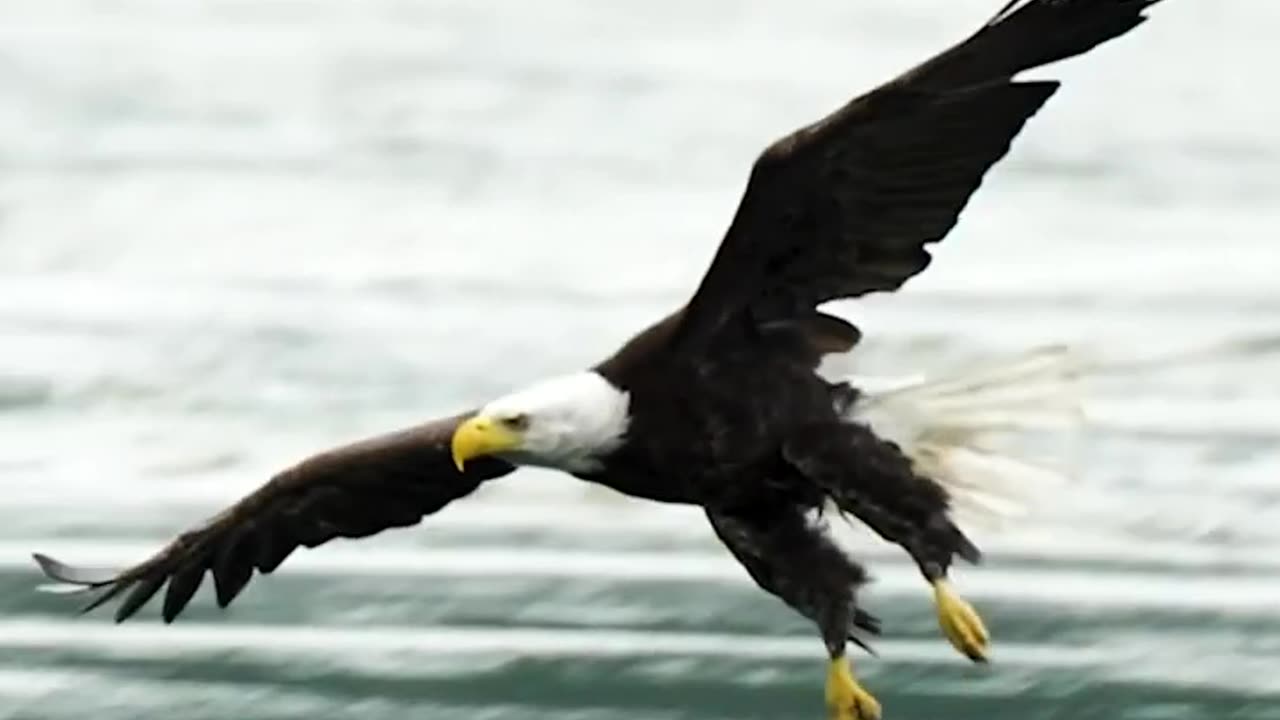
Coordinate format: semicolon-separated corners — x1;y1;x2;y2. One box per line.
451;415;522;471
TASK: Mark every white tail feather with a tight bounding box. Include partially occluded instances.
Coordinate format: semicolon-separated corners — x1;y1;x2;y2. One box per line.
846;345;1085;532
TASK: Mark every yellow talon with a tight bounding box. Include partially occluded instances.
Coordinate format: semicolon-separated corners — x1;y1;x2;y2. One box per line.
825;655;882;720
933;579;990;662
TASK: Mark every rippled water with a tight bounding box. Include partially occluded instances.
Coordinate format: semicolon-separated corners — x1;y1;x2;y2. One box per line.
2;1;1279;718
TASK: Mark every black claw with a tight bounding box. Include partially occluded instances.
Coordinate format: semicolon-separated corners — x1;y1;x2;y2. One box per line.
847;606;882;656
853;607;881;635
849;634;878;657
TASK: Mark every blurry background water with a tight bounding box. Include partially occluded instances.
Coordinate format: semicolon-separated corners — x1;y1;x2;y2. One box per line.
1;1;1278;718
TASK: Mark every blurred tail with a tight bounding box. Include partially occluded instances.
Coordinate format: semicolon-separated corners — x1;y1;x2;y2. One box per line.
846;346;1085;531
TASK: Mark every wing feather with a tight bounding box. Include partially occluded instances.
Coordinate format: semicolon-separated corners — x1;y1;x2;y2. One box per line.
31;411;513;623
672;0;1162;348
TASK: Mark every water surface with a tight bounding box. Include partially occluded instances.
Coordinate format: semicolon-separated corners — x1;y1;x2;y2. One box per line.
2;1;1278;718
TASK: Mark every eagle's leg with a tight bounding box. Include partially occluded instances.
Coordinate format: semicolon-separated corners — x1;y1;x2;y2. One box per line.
811;571;879;720
822;624;882;720
917;558;989;663
704;505;882;719
782;423;992;664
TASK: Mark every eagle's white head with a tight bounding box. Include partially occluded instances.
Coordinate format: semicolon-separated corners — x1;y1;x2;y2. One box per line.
450;371;630;474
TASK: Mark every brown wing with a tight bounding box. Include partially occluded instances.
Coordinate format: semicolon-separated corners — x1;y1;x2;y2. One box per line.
32;411;514;623
671;0;1161;349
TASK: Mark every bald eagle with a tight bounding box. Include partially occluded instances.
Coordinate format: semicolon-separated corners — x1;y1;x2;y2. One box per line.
33;1;1162;718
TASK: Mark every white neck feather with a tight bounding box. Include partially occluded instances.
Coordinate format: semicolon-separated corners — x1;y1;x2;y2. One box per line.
481;371;630;473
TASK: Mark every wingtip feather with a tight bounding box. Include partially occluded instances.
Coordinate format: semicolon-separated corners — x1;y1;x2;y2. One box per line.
35;582;94;596
33;551;123;588
32;552;63;579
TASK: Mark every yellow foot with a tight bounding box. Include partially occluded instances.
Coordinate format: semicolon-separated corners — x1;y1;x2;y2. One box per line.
933;579;990;662
825;655;881;720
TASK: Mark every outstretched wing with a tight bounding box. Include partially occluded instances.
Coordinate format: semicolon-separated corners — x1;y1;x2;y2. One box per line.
707;504;879;655
32;411;514;623
672;0;1161;349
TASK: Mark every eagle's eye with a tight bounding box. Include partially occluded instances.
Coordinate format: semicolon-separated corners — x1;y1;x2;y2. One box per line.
501;414;530;432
